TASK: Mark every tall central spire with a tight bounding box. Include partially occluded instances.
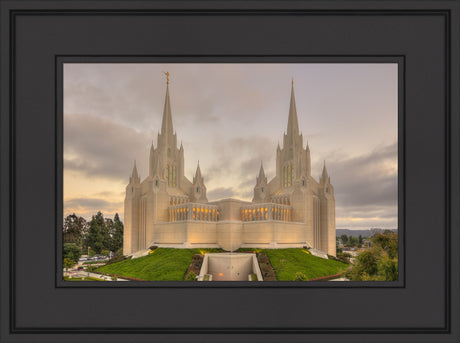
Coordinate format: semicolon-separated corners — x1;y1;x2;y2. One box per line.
286;78;300;139
161;73;174;135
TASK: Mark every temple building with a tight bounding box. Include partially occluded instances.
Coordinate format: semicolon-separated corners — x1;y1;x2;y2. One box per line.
123;76;336;256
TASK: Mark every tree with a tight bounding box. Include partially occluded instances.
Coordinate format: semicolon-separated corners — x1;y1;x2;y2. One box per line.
84;212;107;254
340;234;348;245
345;231;398;281
358;234;363;245
111;213;124;253
103;218;114;252
63;258;75;271
63;243;82;264
63;214;87;246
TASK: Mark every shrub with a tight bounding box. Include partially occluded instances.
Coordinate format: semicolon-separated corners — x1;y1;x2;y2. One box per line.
345;231;398;281
86;265;96;272
63;243;82;264
185;272;197;281
105;254;128;265
294;272;307;281
149;246;158;251
63;258;75;270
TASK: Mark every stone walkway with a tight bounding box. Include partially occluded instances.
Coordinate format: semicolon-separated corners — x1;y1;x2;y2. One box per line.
65;271;130;281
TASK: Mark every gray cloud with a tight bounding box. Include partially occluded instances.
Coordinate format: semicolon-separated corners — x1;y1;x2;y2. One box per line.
64;114;150;180
326;142;397;208
64;197;123;219
324;142;398;228
207;187;235;201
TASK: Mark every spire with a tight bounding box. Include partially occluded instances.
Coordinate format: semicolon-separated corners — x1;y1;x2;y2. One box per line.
149;143;155;177
161;74;174;136
258;161;265;179
286;79;300;139
321;160;329;184
256;161;267;185
195;161;201;178
131;160;140;184
193;161;203;184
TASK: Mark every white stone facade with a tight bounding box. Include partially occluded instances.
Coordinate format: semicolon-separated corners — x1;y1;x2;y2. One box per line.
123;78;336;256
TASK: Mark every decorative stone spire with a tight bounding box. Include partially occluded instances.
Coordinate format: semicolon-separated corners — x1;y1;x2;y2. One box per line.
256;161;267;185
193;161;203;185
286;79;300;140
253;161;268;203
161;79;174;136
306;141;311;177
130;160;140;184
192;161;207;202
320;160;329;184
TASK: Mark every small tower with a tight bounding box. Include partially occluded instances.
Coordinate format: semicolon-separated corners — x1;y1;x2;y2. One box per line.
123;161;141;255
253;162;269;203
191;161;207;203
277;79;304;189
130;160;140;185
319;160;336;256
320;161;329;185
305;142;311;177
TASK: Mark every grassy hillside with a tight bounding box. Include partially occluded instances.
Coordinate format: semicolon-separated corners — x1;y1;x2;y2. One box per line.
96;248;221;281
97;248;347;281
263;249;348;280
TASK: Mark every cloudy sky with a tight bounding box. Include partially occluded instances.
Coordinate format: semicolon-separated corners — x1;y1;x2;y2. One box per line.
64;63;398;230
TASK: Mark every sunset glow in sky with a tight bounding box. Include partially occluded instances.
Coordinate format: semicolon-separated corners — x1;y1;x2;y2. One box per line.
64;63;398;230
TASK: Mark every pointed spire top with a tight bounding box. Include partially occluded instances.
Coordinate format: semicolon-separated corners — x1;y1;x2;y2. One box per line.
193;160;204;185
286;79;300;140
132;160;139;181
258;161;265;179
321;160;329;184
161;74;174;136
195;160;202;178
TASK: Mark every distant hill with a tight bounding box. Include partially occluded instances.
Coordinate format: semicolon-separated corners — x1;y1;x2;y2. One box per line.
336;228;398;238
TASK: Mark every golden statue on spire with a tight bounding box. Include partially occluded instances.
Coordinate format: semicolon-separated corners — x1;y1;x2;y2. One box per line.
164;71;170;84
292;77;294;85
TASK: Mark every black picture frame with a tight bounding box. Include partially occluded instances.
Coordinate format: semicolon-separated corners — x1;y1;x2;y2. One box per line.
0;1;458;342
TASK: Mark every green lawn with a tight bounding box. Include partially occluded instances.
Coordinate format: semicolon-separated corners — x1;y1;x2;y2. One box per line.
95;248;221;281
262;249;348;281
95;248;347;281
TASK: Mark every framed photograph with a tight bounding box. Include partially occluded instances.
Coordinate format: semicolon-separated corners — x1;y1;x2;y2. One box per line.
1;0;458;342
61;62;399;284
